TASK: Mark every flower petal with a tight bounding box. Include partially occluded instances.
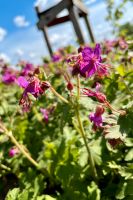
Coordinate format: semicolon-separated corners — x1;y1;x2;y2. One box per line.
17;76;29;88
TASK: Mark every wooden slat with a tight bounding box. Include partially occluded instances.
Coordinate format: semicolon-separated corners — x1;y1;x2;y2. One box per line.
47;12;85;27
68;6;85;44
37;0;71;24
73;0;88;14
42;26;53;56
83;15;95;43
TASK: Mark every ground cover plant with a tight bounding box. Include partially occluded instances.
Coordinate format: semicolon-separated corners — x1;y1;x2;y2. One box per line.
0;37;133;200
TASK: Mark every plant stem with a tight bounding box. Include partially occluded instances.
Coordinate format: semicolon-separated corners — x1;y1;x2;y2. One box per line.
77;75;80;100
74;76;98;181
50;86;69;104
0;163;11;171
75;108;98;181
0;125;39;169
9;132;39;168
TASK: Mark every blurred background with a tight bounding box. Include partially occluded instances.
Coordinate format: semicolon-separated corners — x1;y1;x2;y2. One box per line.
0;0;133;63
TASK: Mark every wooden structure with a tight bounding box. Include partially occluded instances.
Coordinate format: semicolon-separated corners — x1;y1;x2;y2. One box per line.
35;0;95;56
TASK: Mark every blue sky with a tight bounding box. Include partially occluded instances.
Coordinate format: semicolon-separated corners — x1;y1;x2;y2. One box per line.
0;0;132;63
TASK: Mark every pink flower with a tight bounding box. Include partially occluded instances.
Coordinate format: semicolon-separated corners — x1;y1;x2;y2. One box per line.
9;147;19;157
52;54;61;62
21;63;34;76
40;106;55;123
68;44;109;78
103;40;117;54
2;68;17;84
89;105;104;130
79;44;102;77
83;88;107;103
40;108;49;123
118;38;128;50
18;76;50;112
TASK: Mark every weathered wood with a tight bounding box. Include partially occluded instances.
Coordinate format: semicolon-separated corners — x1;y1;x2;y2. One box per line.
48;16;70;27
35;0;95;57
38;12;85;28
73;0;88;14
84;15;95;43
37;0;71;25
68;6;85;44
42;26;53;56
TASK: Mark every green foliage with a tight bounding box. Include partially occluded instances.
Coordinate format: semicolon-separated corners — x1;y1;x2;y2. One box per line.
0;39;133;200
105;0;133;37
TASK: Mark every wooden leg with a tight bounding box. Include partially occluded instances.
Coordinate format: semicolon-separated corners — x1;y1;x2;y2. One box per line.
84;15;95;43
42;26;53;57
68;6;85;44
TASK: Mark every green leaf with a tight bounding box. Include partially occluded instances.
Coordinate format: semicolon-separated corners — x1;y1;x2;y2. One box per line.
87;181;101;200
44;195;56;200
125;179;133;196
116;182;127;199
125;149;133;161
5;188;20;200
18;190;29;200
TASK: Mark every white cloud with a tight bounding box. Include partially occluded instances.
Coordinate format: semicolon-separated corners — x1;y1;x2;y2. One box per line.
85;0;97;6
0;27;7;42
0;53;10;63
0;26;48;64
29;52;36;58
15;49;24;56
34;0;61;12
34;0;48;12
34;0;47;7
14;16;30;27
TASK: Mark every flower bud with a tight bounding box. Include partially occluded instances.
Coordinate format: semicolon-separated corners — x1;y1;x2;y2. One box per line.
95;105;104;115
9;147;19;157
67;82;73;91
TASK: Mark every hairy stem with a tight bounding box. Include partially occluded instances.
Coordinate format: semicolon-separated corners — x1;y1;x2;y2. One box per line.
0;163;11;171
77;75;80;100
0;125;39;169
74;76;98;181
50;86;69;104
75;108;98;180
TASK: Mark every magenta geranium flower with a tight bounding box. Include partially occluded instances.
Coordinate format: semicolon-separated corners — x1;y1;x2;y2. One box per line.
103;40;117;54
118;38;128;50
89;105;104;130
79;44;104;77
2;69;17;84
83;88;107;103
52;54;61;62
9;147;19;157
68;44;109;78
21;63;34;76
40;108;49;123
40;106;55;123
18;76;50;112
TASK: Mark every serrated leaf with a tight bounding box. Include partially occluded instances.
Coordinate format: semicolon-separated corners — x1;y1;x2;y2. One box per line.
115;182;127;199
125;149;133;161
87;181;101;200
44;195;56;200
18;190;29;200
5;188;20;200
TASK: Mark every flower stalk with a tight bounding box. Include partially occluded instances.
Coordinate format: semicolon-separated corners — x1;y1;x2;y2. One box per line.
0;124;39;169
77;75;80;100
75;77;98;181
50;86;69;104
75;108;98;181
